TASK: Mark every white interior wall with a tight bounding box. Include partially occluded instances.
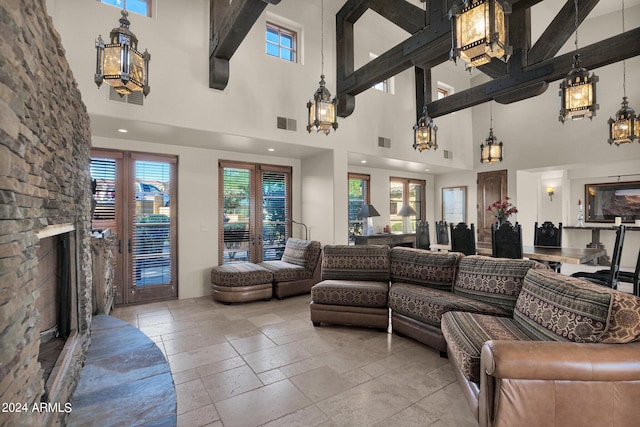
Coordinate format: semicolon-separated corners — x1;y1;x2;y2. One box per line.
91;136;302;299
301;151;337;245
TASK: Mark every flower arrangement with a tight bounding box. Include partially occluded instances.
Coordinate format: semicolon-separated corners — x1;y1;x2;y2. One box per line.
487;196;518;223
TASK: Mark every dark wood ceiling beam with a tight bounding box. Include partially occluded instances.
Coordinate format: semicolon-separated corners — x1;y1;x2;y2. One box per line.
528;0;600;64
367;0;427;34
427;27;640;117
209;0;280;90
337;0;449;117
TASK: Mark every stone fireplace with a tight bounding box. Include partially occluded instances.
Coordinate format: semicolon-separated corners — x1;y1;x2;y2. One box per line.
0;1;94;425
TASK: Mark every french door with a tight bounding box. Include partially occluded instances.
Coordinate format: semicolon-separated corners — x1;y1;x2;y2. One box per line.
219;161;291;264
91;150;178;305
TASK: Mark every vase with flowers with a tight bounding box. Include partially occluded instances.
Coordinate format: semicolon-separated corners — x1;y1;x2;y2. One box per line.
487;196;518;227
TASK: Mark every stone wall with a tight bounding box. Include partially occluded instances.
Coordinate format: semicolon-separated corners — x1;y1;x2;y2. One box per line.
0;0;93;425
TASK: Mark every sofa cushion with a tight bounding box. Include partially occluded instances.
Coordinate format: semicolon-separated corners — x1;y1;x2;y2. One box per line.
513;269;613;343
390;247;462;291
321;245;390;282
389;283;510;327
311;280;388;308
441;312;536;384
281;238;321;271
258;261;311;282
543;272;640;344
210;263;273;287
453;256;543;314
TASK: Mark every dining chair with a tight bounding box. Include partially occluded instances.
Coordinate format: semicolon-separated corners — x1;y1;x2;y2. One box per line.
533;221;563;272
491;221;522;259
571;225;626;289
435;221;449;245
450;222;476;255
416;221;430;250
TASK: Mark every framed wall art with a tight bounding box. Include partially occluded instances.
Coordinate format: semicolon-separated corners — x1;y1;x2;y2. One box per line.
585;181;640;222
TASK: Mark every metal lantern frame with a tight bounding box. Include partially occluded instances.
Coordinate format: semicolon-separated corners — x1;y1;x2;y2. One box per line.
95;10;150;97
607;0;638;145
559;54;598;123
608;97;639;145
307;0;338;135
480;128;503;163
307;75;338;135
413;106;438;152
450;0;512;69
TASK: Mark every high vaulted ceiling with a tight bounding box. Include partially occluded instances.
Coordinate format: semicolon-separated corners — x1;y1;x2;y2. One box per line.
209;0;640;122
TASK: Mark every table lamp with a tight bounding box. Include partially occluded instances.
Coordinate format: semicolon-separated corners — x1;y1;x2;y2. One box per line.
357;204;380;235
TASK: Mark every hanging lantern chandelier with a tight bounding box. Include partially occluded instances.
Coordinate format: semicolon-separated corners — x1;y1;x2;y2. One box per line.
307;0;338;135
480;102;503;163
95;10;150;97
607;0;639;145
413;106;438;152
559;0;598;123
449;0;512;69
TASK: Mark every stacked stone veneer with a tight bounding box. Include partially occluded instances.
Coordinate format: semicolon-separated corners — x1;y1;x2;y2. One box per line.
0;1;93;425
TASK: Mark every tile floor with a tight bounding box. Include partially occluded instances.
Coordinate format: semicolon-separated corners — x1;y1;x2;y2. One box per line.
112;295;478;427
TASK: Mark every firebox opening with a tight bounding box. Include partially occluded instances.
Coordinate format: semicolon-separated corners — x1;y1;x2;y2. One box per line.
36;231;73;394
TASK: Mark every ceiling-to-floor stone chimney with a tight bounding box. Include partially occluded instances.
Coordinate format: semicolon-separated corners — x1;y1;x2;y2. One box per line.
0;1;94;425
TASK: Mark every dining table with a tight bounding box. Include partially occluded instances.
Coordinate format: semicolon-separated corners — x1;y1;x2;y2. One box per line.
474;242;607;265
430;242;607;265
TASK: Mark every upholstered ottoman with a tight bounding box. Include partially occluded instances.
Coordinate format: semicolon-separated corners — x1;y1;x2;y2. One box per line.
310;245;390;330
210;263;273;303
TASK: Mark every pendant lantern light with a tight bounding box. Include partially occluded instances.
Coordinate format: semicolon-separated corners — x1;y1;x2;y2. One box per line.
307;0;338;135
480;102;504;163
413;106;438;152
607;0;639;145
450;0;512;69
95;10;150;97
559;0;598;123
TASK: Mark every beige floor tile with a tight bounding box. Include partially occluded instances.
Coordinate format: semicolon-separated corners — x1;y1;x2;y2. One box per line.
261;404;329;427
196;356;246;378
137;312;175;327
257;369;286;385
249;313;285;328
172;368;200;385
177;403;220;427
373;403;438;427
168;341;238;373
163;333;228;356
201;365;263;402
415;381;478;426
229;333;277;355
375;363;457;404
176;378;213;415
278;355;327;378
316;378;412;427
290;365;356;402
215;380;311;427
242;342;313;373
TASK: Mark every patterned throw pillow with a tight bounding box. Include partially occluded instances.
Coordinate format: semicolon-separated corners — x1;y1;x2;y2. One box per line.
513;269;613;343
556;273;640;344
453;255;541;314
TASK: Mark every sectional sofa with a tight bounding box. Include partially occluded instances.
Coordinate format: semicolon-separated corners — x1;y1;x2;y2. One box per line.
310;245;640;427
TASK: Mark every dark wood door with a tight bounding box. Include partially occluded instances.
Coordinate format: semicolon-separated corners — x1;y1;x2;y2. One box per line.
477;170;508;243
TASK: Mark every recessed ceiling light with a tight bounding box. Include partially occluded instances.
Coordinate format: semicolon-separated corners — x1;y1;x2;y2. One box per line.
268;148;275;152
118;128;128;133
361;160;367;164
424;169;430;172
